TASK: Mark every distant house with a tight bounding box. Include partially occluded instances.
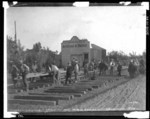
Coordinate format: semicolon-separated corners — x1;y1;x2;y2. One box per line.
61;36;106;67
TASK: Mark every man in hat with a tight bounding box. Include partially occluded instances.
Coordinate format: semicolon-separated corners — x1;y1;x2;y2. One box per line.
139;58;145;74
103;61;108;75
50;63;60;85
20;60;30;92
98;60;105;76
110;59;115;76
90;60;96;80
84;61;89;79
10;61;19;88
65;62;72;85
117;61;122;76
32;61;37;73
128;59;136;78
134;59;140;76
74;60;79;82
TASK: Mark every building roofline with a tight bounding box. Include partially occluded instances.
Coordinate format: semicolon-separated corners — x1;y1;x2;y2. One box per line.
91;44;106;50
62;36;89;43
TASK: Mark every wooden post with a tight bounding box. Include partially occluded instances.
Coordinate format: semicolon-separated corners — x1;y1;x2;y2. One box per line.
14;21;17;42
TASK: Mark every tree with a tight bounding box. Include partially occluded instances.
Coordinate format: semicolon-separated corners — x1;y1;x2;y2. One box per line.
24;49;37;69
107;50;129;65
17;39;25;60
107;51;119;61
129;51;137;59
7;36;24;72
143;50;146;58
33;42;42;52
8;38;62;73
142;50;146;63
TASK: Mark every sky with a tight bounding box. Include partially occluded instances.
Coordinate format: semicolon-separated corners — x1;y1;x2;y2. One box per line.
6;6;146;55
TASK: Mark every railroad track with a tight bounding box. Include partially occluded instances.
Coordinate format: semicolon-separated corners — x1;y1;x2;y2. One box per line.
66;75;145;111
8;68;130;111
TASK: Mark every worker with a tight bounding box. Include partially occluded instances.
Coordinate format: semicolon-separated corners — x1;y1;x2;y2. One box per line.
74;60;79;83
117;61;122;76
32;61;37;73
50;63;60;86
65;62;72;85
10;61;19;88
110;59;115;76
20;60;30;92
128;59;136;78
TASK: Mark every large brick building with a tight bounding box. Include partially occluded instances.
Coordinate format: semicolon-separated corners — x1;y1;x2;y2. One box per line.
61;36;106;67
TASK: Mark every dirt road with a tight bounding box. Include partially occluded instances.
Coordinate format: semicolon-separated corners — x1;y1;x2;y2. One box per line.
66;75;146;111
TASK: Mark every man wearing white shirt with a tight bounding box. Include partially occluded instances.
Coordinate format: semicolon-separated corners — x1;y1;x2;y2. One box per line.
32;61;37;73
50;64;60;85
110;59;115;76
74;60;79;82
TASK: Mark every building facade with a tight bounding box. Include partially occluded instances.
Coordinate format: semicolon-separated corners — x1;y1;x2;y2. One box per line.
61;36;106;67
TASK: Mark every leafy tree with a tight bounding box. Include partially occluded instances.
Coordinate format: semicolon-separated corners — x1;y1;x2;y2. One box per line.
107;50;129;65
33;42;42;53
7;37;62;73
129;51;137;59
143;50;146;59
7;36;24;73
142;50;146;65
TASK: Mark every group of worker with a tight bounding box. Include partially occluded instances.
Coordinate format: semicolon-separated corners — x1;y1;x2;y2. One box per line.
9;57;145;92
83;58;145;79
10;60;61;91
82;59;122;79
65;58;122;84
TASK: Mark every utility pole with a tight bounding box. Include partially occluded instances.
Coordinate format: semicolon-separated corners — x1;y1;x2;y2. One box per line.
14;21;19;59
14;21;17;42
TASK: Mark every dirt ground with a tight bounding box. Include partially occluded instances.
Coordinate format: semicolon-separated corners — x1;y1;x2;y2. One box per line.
7;69;146;112
66;75;146;111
